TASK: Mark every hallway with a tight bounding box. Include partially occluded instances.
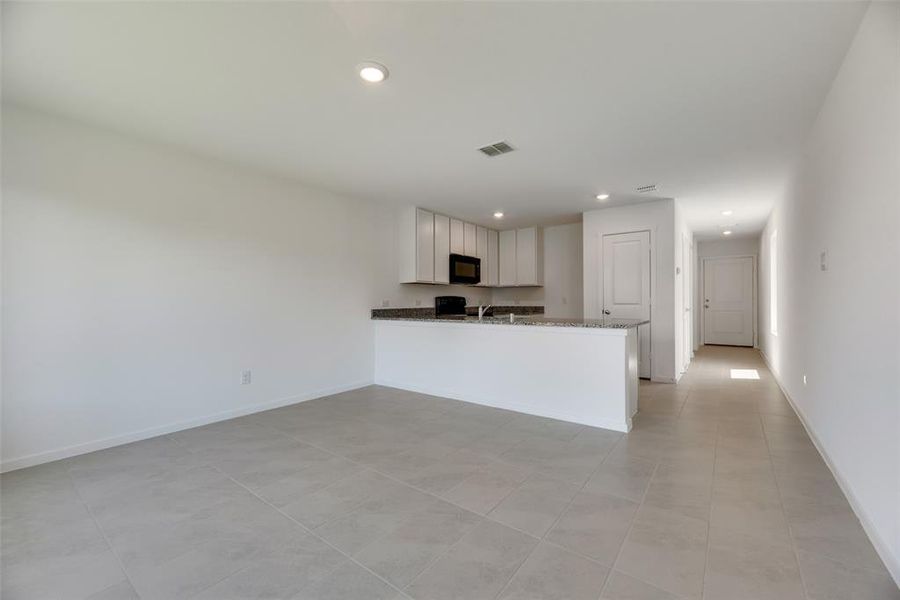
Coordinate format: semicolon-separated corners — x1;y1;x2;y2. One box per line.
636;345;897;598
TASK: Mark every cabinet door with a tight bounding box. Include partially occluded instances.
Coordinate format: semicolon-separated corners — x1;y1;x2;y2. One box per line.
433;213;450;284
416;208;435;282
487;229;500;287
450;219;465;254
499;229;517;286
475;226;488;286
516;227;536;285
464;222;477;256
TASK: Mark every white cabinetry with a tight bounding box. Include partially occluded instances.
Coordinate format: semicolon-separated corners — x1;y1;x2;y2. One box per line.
400;207;436;283
434;213;450;284
486;229;499;287
400;206;507;287
464;223;477;256
497;226;543;286
475;226;488;286
499;229;517;286
515;226;544;286
450;219;465;254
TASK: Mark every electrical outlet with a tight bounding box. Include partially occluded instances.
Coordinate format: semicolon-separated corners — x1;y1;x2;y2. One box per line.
562;296;568;305
415;299;421;306
820;250;828;271
241;370;252;385
381;300;390;307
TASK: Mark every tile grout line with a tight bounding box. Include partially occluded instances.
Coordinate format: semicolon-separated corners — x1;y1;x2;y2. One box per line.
282;432;595;595
491;439;624;600
162;434;321;600
696;390;723;600
166;433;415;600
161;434;353;600
758;414;815;600
254;412;629;597
602;453;664;597
176;411;596;595
61;463;143;598
602;379;703;600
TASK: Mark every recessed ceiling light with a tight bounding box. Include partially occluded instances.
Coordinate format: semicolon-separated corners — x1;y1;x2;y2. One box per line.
358;62;388;83
596;193;610;201
723;230;733;236
493;212;504;218
722;210;733;216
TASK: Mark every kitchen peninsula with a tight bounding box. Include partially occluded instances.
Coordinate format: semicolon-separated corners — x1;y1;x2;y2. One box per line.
372;309;647;432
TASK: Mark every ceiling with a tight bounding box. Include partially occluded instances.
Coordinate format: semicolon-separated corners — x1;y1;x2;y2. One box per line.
2;1;866;236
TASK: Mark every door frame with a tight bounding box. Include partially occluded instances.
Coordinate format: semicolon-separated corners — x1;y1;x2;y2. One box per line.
700;254;758;348
682;234;693;373
598;228;654;379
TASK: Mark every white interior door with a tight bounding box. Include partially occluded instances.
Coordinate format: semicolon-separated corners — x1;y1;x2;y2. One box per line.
603;231;651;378
703;256;754;346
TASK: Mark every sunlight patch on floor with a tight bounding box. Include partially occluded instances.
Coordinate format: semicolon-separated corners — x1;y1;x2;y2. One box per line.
730;368;760;380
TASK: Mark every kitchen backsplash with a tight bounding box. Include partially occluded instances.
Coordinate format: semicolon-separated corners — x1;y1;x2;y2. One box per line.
371;305;544;319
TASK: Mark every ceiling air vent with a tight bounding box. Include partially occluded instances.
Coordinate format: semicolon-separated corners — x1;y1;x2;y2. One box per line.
478;141;515;157
635;183;658;194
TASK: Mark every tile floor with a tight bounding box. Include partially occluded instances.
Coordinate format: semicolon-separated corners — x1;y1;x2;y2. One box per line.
2;346;898;599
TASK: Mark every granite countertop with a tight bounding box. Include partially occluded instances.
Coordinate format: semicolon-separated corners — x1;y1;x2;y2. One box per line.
371;313;649;330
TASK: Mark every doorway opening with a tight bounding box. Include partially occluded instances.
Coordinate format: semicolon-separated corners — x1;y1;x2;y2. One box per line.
701;255;756;347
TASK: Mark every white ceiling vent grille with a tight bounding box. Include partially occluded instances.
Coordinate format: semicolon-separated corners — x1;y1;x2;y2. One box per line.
635;184;658;193
478;141;515;157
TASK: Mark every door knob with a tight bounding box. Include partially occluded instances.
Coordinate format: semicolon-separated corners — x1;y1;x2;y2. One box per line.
603;309;611;315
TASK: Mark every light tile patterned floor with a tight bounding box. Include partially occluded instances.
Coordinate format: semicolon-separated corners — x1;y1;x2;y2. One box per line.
2;346;898;599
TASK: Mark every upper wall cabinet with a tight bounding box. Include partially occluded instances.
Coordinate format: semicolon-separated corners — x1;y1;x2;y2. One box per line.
450;218;465;254
475;226;488;286
499;229;517;286
400;207;436;283
433;213;450;284
516;226;544;286
464;223;477;256
486;229;500;287
498;226;543;287
400;206;502;286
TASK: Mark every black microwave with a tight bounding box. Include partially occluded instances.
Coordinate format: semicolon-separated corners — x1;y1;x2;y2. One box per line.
449;254;481;285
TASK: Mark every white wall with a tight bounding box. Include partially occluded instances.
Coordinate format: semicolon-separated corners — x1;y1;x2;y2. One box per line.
758;3;900;582
491;222;583;318
697;237;759;259
583;199;680;382
1;106;386;471
673;200;694;376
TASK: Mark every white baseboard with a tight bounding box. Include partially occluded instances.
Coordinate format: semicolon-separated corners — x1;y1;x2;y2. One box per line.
759;350;900;587
375;378;631;433
0;379;374;473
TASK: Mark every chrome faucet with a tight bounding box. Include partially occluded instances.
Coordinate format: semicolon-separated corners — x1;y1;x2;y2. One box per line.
478;304;493;321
